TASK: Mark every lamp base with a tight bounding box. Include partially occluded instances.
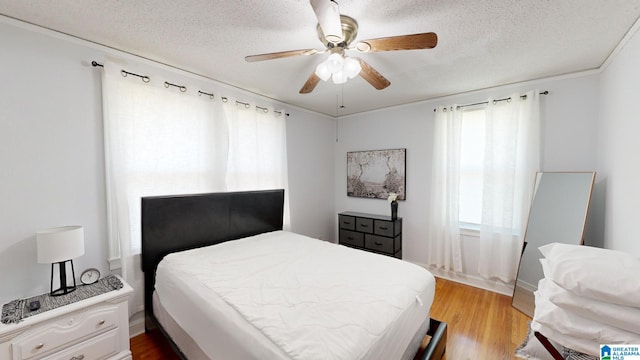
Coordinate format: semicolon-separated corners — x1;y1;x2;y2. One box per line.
50;260;77;297
50;286;77;297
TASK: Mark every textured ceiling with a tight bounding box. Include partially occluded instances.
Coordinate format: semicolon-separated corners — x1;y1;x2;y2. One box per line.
1;1;640;116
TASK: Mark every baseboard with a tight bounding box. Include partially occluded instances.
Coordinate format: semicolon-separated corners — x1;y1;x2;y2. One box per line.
410;261;515;296
129;310;146;337
516;278;537;292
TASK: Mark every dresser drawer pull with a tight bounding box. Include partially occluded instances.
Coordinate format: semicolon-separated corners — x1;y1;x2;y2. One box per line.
374;241;383;246
360;224;369;228
342;221;351;225
347;236;354;240
98;319;105;325
35;343;44;350
379;226;388;230
70;355;85;360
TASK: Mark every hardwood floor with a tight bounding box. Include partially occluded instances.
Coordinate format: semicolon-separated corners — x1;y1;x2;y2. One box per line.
130;328;180;360
428;278;531;359
130;277;531;359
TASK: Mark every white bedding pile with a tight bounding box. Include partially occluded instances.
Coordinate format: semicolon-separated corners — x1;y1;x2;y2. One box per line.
531;243;640;356
155;230;435;360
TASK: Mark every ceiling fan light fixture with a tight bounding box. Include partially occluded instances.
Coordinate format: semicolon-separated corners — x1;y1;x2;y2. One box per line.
343;57;362;78
326;53;344;73
310;0;343;44
332;70;348;84
315;62;331;81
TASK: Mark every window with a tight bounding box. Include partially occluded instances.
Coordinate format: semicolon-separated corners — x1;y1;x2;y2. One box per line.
428;91;540;281
101;61;289;314
459;107;486;226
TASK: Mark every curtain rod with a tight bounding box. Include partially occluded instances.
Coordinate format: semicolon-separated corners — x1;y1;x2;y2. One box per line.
433;91;549;112
91;60;289;116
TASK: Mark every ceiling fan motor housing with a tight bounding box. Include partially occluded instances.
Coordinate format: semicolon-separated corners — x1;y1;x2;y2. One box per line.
317;15;359;48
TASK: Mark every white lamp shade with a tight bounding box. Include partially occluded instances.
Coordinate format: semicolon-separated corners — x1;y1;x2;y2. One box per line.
326;53;344;74
315;62;331;81
37;226;85;263
332;70;348;84
343;57;362;79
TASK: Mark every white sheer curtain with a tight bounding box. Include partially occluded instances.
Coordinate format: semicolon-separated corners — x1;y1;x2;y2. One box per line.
223;102;290;227
427;105;463;273
102;61;228;315
477;90;540;281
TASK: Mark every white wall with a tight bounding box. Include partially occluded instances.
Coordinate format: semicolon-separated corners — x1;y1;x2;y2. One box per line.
0;17;335;305
0;20;108;303
2;13;638;307
286;109;336;241
335;74;600;292
598;24;640;254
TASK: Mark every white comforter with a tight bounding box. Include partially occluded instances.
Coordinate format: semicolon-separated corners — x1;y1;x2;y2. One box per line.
155;230;435;360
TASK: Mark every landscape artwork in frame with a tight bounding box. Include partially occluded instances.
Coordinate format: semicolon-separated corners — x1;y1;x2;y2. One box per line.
347;148;406;200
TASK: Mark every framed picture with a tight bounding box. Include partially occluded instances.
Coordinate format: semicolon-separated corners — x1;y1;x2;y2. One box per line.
347;148;406;200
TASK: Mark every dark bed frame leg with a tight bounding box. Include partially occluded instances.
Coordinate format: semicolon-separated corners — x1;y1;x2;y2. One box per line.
420;318;447;360
144;313;156;333
534;331;563;360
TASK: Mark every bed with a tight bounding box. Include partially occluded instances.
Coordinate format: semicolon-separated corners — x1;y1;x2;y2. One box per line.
141;189;446;359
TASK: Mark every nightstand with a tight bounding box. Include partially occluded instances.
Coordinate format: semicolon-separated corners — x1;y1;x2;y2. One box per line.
0;275;132;360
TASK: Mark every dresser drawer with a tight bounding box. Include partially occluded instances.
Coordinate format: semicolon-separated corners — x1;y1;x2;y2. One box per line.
339;229;364;247
374;220;396;237
41;328;119;360
338;215;356;230
355;217;373;233
365;235;394;254
13;305;119;360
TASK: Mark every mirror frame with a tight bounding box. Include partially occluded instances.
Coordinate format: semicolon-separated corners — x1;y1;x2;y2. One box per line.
511;171;596;317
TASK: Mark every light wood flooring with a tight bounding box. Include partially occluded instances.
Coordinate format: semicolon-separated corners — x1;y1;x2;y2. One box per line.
130;277;531;359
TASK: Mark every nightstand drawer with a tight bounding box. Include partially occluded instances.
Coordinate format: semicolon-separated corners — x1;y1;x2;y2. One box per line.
13;305;119;360
338;215;356;230
339;229;364;247
355;217;373;233
41;328;119;360
365;235;394;254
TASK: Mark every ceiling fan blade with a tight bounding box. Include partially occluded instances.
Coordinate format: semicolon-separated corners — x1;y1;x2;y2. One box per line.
310;0;343;43
245;49;319;62
356;58;390;90
299;73;321;94
355;32;438;53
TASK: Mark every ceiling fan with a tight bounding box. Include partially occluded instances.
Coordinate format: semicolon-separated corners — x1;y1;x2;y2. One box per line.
245;0;438;94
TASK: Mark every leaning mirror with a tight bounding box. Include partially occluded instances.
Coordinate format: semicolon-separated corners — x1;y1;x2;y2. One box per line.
512;171;596;317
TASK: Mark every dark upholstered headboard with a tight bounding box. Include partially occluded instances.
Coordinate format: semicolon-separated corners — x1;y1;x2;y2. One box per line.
141;189;284;320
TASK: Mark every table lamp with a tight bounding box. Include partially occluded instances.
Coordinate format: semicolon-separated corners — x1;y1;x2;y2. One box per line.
37;226;85;296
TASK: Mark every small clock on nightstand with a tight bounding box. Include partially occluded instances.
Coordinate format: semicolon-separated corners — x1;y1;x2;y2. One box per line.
80;268;100;285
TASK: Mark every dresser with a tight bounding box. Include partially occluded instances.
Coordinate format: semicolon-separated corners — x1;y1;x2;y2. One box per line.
338;211;402;259
0;276;132;360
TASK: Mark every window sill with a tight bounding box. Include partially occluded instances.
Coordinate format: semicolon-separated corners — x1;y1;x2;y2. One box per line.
460;222;480;237
108;257;121;271
459;223;522;238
